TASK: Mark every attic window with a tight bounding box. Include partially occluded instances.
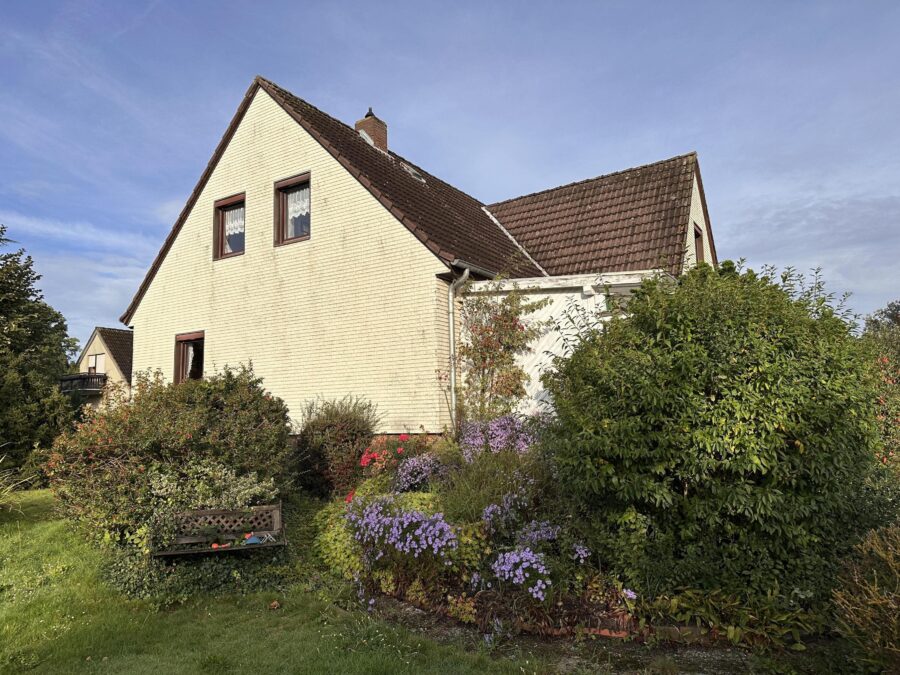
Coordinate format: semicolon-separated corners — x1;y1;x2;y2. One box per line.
274;173;311;245
401;162;426;183
214;194;245;259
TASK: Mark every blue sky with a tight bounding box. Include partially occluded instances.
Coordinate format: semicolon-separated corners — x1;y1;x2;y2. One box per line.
2;1;899;346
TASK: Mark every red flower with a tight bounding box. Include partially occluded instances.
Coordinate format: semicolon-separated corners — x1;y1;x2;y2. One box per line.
396;447;404;455
345;490;355;503
399;433;410;442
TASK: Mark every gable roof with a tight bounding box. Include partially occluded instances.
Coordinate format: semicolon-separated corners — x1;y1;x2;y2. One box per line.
120;77;715;325
488;153;715;276
120;76;541;324
77;327;133;384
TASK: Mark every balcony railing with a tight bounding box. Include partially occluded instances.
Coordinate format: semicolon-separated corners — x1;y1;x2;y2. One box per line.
59;372;108;395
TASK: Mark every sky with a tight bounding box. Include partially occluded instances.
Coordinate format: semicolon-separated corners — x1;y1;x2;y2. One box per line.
1;1;899;347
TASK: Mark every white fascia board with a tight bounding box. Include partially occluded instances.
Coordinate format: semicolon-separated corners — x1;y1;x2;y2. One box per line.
465;269;669;294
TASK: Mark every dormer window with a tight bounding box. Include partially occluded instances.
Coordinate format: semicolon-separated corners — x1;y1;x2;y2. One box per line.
214;193;245;259
274;173;311;245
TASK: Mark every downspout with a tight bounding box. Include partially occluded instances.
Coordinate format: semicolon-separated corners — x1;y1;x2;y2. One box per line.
448;267;470;429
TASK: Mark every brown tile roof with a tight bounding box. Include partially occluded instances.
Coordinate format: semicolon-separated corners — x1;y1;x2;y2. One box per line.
488;153;714;276
96;327;133;383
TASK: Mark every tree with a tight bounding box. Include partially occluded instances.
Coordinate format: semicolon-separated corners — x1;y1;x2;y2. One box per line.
542;262;887;608
0;225;77;469
457;282;548;421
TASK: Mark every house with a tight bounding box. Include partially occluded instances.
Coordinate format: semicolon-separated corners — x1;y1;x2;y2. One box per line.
60;326;133;407
120;76;716;431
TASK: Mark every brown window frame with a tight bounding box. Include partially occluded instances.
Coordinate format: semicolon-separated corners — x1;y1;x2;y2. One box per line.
694;223;705;264
213;193;246;260
174;331;205;384
273;172;311;246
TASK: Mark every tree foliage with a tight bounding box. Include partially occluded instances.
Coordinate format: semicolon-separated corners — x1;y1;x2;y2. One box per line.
457;282;548;421
0;225;76;468
542;262;887;607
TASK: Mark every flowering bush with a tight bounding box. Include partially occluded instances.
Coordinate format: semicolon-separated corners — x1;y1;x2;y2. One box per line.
346;496;457;563
394;452;445;492
459;415;534;462
491;547;552;601
516;520;560;546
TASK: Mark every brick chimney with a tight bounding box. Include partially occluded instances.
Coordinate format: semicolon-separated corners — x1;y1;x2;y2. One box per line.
355;108;387;152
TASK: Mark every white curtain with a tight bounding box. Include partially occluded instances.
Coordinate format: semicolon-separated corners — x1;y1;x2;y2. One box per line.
286;185;310;238
184;344;194;377
224;205;244;236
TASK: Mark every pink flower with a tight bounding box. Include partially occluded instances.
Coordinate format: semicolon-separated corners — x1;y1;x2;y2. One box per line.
396;447;404;455
399;433;410;442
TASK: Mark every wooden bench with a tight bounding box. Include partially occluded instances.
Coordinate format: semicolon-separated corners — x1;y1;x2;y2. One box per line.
154;502;285;556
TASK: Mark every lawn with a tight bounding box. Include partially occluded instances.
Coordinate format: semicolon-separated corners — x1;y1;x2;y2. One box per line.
0;491;861;674
0;490;537;674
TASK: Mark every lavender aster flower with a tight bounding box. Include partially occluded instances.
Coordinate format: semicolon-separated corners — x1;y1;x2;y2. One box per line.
516;520;560;546
571;542;591;565
460;416;535;462
393;452;444;492
491;547;552;601
346;496;458;562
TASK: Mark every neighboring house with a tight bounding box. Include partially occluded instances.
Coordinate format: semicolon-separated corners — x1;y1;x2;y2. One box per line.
60;327;133;407
120;76;716;432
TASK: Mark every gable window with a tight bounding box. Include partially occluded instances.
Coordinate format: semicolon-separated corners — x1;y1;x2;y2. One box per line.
214;194;245;259
174;331;204;383
274;173;311;245
694;223;704;264
87;353;105;374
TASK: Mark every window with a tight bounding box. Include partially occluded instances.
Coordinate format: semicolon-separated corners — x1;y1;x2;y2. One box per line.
174;331;204;383
274;173;311;245
214;194;245;259
87;353;105;374
694;223;705;264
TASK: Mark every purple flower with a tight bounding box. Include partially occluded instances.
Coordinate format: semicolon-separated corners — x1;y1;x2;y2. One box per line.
491;547;552;601
623;588;637;601
346;496;458;562
482;488;528;533
571;542;591;565
516;520;560;546
393;452;445;492
460;416;534;462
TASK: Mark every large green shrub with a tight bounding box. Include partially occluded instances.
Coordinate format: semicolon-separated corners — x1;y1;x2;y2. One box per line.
293;396;380;494
45;366;292;600
834;524;900;671
542;263;885;608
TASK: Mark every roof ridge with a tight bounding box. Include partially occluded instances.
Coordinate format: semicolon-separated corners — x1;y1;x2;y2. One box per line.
97;326;133;333
489;152;697;207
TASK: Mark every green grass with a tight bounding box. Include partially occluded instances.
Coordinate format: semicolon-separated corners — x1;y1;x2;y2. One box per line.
0;491;537;674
